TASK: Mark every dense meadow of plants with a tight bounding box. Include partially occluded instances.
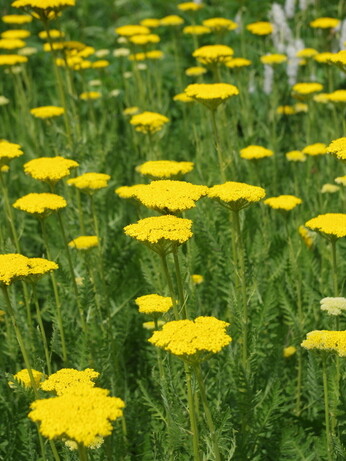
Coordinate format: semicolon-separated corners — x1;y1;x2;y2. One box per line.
2;0;346;459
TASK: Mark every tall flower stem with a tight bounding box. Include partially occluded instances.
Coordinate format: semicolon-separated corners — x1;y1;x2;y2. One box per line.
232;210;248;369
160;253;179;320
185;364;201;461
322;353;333;461
331;239;338;297
32;284;52;375
172;248;188;318
193;363;221;461
77;444;89;461
40;219;67;363
210;109;226;182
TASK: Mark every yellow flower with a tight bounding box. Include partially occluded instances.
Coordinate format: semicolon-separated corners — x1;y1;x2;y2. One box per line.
148;316;231;361
313;52;336;64
302;143;327;156
173;92;194;103
191;274;204;284
68;236;99;250
310;17;340;29
296;48;318;58
30;105;64;119
160;15;184;26
192;44;234;65
260;53;287;65
140;18;160;28
12;0;75;9
283;346;297;358
13;193;67;216
301;330;346;356
0;140;23;166
326;90;346;103
38;29;64;39
40;368;100;395
183;25;210;35
24;157;78;184
202;17;238;32
184;83;239;110
115;25;150;37
313;93;330;103
0;38;26;49
246;21;273;36
177;2;204;11
2;30;30;39
320;298;346;316
123;106;140;116
115;184;146;200
264;195;302;211
79;91;101;100
208;181;266;211
136;160;194;179
335;175;346;186
292;82;323;96
185;66;207;76
321;184;339;194
225;57;252;69
2;14;32;24
0;254;58;285
240;145;274;160
328;136;346;160
277;105;295;115
298;225;314;248
91;60;109;68
294;103;308;112
29;386;125;447
0;309;5;321
130;111;169;134
143;320;165;330
129;34;160;45
135;294;173;315
305;213;346;239
124;215;193;254
67;173;110;192
12;369;44;388
286;150;306;162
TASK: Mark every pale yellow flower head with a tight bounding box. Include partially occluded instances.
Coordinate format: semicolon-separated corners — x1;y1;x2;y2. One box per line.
136;160;194;179
335;175;346;186
24;156;78;184
185;66;207;76
208;181;265;211
264;195;302;211
305;213;346;240
240;145;273;160
184;83;239;110
67;173;110;192
149;316;231;361
321;184;339;194
283;346;297;358
298;225;315;248
193;44;234;65
135;294;172;315
320;298;346;316
130;111;169;134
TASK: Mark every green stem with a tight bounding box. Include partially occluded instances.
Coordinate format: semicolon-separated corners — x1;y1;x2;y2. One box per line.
211;109;226;182
172;249;188;318
185;364;201;461
160;254;179;320
0;170;20;252
322;353;333;461
78;444;89;461
331;239;338;297
32;284;52;374
193;363;221;461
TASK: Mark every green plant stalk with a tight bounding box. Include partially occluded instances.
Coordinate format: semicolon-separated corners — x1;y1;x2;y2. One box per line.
232;210;248;369
185;364;201;461
211;109;226;182
78;444;89;461
160;253;179;320
322;353;333;461
32;284;52;375
82;252;105;334
76;188;86;234
331;239;338;297
40;219;67;363
193;363;221;461
172;248;188;318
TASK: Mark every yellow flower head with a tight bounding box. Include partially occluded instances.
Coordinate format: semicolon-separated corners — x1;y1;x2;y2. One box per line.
294;104;307;112
296;48;318;58
160;15;184;26
2;14;32;24
314;52;336;64
183;25;210;35
301;330;346;356
143;320;165;330
202;17;238;32
193;44;234;65
91;60;109;69
246;21;273;36
123;106;140;116
310;17;340;29
298;225;314;248
149;316;231;361
264;195;302;211
0;38;26;49
38;29;64;39
2;30;30;39
124;215;193;255
328;137;346;160
0;140;23;166
260;53;287;65
135;294;173;315
292;82;323;96
185;66;207;76
277;105;295;115
321;184;339;194
178;2;204;11
13;193;67;216
208;181;266;211
29;386;125;447
68;236;99;250
130;111;169;134
79;91;101;100
326;90;346;103
305;213;346;240
136;160;194;179
115;25;150;37
67;173;110;192
184;83;239;110
129;34;160;45
11;0;75;10
140;18;160;28
225;57;252;69
127;180;208;213
335;175;346;186
0;254;58;285
283;346;297;358
24;156;78;184
302;143;327;156
30;106;64;119
286;150;306;162
313;93;330;103
40;368;100;395
320;298;346;316
173;92;194;103
240;145;273;160
328;50;346;72
115;184;146;200
12;369;44;388
191;274;204;284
